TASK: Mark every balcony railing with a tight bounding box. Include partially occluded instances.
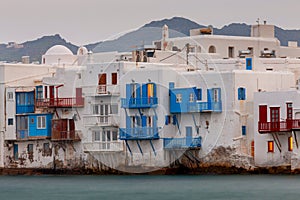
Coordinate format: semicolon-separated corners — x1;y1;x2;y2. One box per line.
121;97;158;109
119;127;160;140
83;141;124;152
258;119;300;133
51;131;81;141
97;85;120;95
163;137;202;149
36;98;84;108
83;115;118;127
188;101;222;113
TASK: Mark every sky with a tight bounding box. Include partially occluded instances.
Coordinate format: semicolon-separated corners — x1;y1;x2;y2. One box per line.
1;0;300;45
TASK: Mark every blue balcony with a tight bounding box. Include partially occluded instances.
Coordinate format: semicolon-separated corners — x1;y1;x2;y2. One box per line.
163;137;202;149
16;105;35;114
121;97;158;109
119;127;160;140
188;102;222;113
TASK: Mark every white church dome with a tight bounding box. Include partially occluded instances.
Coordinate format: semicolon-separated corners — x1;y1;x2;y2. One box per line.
45;45;73;56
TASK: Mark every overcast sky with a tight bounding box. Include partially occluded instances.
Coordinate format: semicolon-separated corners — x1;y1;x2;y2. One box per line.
1;0;300;45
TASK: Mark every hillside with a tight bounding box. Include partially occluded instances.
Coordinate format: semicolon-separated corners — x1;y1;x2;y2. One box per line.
1;17;300;62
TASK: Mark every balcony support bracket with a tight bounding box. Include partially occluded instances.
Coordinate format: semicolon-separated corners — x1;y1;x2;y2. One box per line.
125;140;132;156
149;140;156;156
136;140;143;155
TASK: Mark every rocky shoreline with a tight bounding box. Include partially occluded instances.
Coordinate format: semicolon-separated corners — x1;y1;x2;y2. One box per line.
0;165;297;176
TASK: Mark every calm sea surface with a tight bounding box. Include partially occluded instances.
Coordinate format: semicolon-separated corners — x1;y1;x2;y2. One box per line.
0;175;299;200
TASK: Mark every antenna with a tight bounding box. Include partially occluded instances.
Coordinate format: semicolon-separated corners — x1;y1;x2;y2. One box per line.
256;18;260;25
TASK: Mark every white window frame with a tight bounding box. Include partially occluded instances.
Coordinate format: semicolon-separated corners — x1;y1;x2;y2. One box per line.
37;116;46;129
7;92;14;101
176;94;182;103
189;93;194;102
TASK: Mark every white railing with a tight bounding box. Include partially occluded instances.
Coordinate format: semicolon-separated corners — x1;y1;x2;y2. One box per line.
83;141;124;152
83;115;119;127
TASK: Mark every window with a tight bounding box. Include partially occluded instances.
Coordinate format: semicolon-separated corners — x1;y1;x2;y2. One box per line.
176;94;182;103
246;58;252;70
7;92;13;101
93;104;109;116
111;73;117;85
288;137;293;151
94;131;101;141
196;89;202;101
36;86;43;100
17;93;26;105
43;143;51;156
213;89;219;102
165;115;171;125
8;118;13;126
112;131;118;141
228;46;234;58
27;144;34;154
37;116;46;129
208;45;216;53
17;116;28;130
268;141;274;153
238;87;246;100
189;93;194;102
242;126;246;136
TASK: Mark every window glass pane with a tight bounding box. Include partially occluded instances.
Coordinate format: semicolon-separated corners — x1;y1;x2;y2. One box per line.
93;105;99;115
106;130;111;141
100;105;104;115
112;131;118;141
105;105;109;115
102;132;106;142
94;131;100;141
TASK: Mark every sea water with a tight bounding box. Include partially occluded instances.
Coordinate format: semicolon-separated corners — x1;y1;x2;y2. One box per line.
0;175;299;200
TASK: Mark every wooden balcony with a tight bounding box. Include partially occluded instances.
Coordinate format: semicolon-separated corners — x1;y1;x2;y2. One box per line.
258;119;300;133
51;131;81;141
36;97;84;108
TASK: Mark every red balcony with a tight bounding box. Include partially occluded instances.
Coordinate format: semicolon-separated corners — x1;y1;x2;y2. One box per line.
258;119;300;133
36;97;84;108
51;119;81;141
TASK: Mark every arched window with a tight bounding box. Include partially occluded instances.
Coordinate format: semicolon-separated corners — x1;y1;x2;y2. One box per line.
208;45;216;53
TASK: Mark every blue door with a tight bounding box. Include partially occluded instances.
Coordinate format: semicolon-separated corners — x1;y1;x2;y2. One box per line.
186;126;192;147
13;144;18;160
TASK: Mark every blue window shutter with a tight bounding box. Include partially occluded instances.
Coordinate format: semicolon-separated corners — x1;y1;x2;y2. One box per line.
142;84;147;98
142;116;147;127
172;115;177;125
207;89;212;103
126;84;131;99
242;126;246;136
136;83;141;99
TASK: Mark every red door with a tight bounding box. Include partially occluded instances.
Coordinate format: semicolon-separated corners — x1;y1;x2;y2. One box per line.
286;102;293;129
98;74;107;94
49;86;54;106
270;107;280;131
